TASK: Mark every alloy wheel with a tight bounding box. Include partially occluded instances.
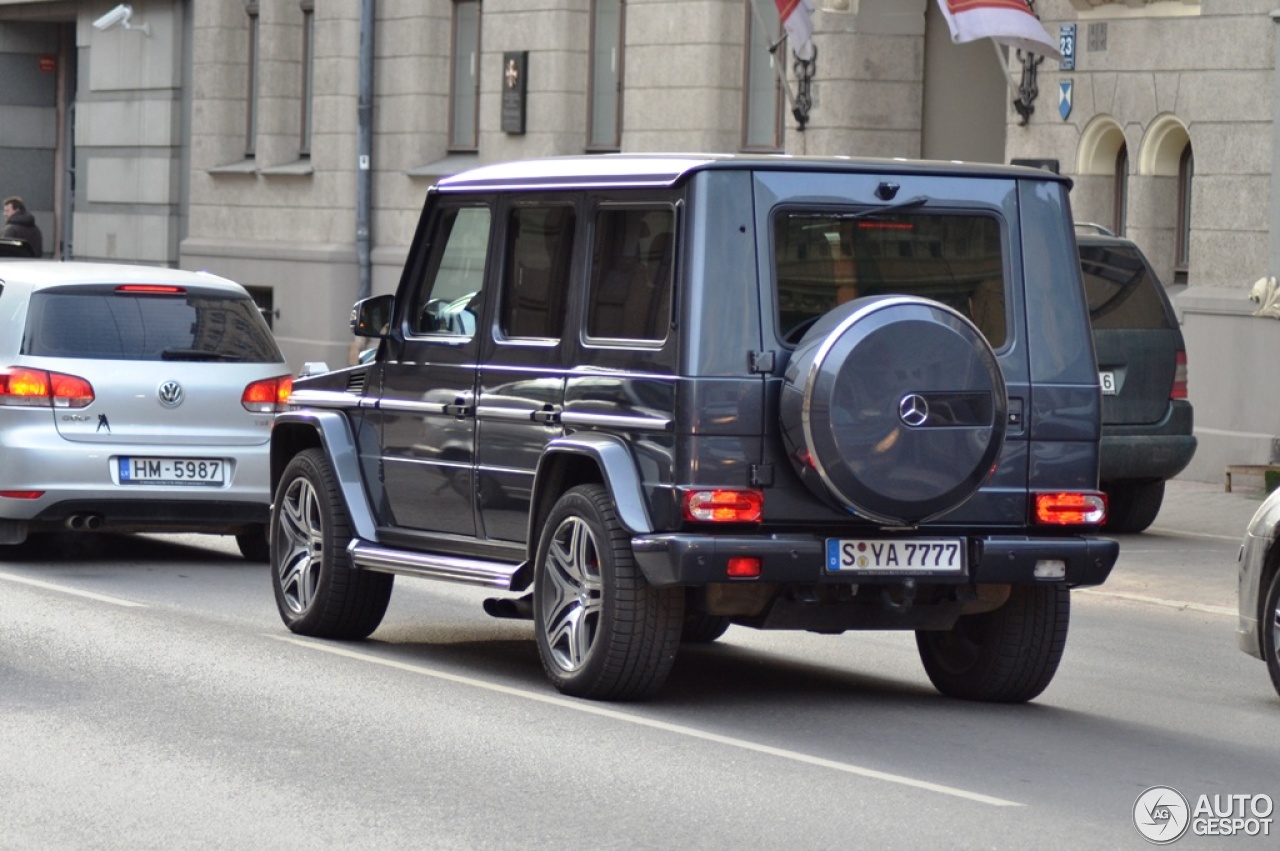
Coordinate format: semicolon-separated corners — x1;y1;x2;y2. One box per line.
539;515;603;672
277;475;324;615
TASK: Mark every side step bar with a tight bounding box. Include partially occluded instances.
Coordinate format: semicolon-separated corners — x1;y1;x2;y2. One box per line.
347;540;525;591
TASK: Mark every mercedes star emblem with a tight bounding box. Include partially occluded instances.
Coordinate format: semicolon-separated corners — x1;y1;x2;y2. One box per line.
899;393;929;427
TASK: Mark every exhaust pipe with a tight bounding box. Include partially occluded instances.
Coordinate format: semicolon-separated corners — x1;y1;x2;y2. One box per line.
63;514;104;531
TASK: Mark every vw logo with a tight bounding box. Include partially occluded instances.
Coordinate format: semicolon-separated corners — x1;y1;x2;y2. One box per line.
157;380;184;409
899;393;929;427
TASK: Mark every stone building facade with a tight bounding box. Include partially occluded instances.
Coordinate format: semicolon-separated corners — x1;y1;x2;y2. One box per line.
0;0;1274;482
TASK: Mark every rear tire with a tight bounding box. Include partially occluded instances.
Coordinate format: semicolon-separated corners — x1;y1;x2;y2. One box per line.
915;584;1068;703
680;611;731;644
236;525;270;562
1102;480;1165;534
271;448;392;639
533;484;683;700
1262;568;1280;697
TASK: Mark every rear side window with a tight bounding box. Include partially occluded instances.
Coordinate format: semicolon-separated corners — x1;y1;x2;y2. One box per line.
23;288;283;362
586;207;674;342
774;210;1006;347
1079;243;1175;331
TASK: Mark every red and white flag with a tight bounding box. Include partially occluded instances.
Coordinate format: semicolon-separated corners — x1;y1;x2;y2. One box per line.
775;0;816;61
935;0;1062;59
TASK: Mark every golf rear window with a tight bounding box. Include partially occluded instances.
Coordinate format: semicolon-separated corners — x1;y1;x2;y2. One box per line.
1079;244;1175;331
22;288;284;362
774;210;1007;347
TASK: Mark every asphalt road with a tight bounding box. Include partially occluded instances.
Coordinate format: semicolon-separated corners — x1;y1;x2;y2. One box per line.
1;479;1276;850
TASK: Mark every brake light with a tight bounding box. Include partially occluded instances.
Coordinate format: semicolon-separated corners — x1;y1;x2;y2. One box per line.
0;490;43;499
682;489;764;523
1171;350;1188;400
242;375;293;413
115;284;186;294
1034;491;1107;526
0;367;94;408
726;557;762;578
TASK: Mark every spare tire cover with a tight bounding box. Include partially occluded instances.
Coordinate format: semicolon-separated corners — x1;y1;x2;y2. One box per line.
780;295;1007;526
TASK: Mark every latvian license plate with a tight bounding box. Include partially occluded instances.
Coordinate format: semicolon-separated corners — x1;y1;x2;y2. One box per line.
118;457;225;486
826;538;965;575
1099;371;1117;395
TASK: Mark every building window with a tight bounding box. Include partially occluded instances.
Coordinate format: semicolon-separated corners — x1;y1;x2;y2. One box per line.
1113;144;1128;236
450;0;481;151
588;0;623;151
246;1;260;158
742;1;783;151
1174;142;1193;283
299;0;314;157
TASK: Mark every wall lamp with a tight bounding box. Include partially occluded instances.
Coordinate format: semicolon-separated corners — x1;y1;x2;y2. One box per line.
93;4;151;37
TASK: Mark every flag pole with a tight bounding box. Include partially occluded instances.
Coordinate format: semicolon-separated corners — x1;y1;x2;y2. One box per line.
990;40;1020;98
747;0;801;117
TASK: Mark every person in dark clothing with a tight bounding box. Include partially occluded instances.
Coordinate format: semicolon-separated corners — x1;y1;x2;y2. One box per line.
2;196;42;257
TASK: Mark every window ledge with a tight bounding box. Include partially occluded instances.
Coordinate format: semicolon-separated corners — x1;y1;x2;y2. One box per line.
208;159;259;176
407;153;479;180
260;159;314;177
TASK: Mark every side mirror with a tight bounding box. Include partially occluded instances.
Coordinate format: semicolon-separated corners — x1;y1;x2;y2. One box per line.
350;294;394;337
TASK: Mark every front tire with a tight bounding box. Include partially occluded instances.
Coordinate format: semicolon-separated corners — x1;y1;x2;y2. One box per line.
271;448;392;639
533;484;683;700
915;584;1068;703
1262;568;1280;697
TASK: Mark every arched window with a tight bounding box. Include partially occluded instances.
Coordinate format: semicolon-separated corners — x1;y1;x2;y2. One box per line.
1175;142;1193;282
1113;144;1128;236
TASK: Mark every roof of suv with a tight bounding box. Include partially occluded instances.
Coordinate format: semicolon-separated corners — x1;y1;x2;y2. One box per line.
435;153;1074;193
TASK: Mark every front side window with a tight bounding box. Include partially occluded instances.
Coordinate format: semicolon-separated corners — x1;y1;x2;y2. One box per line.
450;0;481;151
773;211;1006;347
586;207;674;342
410;205;491;338
501;206;576;339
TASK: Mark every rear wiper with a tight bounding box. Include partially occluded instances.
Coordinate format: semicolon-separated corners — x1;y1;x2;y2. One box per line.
842;195;930;220
160;348;238;362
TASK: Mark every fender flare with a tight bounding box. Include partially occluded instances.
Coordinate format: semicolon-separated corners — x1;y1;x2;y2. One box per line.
271;410;380;543
528;433;654;550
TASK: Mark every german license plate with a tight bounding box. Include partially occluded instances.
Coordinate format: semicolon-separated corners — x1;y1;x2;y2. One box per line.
826;538;965;575
1099;371;1117;395
118;457;225;486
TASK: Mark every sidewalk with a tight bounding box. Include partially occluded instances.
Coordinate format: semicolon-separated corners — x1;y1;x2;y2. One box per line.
1148;476;1267;541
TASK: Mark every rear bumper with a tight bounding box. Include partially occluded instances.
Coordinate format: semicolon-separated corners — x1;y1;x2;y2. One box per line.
631;532;1118;588
1100;401;1196;481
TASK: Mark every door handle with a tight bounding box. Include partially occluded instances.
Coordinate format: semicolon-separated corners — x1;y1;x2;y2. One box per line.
443;397;474;417
531;406;561;424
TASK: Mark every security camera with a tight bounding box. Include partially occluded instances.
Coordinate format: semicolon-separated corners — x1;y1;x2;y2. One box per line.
93;4;132;30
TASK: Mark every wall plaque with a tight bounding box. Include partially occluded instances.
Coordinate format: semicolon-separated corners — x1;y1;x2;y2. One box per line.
501;51;527;135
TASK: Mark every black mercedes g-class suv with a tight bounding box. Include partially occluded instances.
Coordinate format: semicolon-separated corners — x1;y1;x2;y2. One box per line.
269;155;1118;703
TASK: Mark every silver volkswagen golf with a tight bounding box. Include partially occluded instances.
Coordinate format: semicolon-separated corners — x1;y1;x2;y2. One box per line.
0;261;291;560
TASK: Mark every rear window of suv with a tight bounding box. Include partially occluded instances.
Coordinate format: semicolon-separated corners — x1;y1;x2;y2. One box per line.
1078;243;1175;331
774;210;1007;347
22;287;284;362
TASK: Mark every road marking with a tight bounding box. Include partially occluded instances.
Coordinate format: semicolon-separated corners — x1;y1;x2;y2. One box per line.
269;633;1023;808
0;570;146;608
1079;588;1234;617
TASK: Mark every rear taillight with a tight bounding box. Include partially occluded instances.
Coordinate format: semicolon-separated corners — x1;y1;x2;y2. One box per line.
0;367;94;408
242;375;293;413
1171;350;1188;400
1034;491;1107;526
682;489;764;523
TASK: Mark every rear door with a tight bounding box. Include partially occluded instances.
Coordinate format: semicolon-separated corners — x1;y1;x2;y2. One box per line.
1079;240;1180;426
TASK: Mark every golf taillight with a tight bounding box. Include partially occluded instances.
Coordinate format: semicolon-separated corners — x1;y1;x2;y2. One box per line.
0;367;94;408
1034;491;1107;526
682;489;764;523
242;374;293;413
1171;350;1188;400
